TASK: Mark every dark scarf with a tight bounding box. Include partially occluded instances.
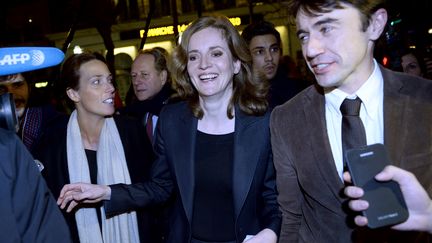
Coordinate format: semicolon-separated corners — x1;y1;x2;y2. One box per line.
19;107;42;150
120;84;173;118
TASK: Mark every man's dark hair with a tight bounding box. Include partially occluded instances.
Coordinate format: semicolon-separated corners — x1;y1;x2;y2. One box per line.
0;73;31;84
0;75;13;82
286;0;387;31
241;21;281;46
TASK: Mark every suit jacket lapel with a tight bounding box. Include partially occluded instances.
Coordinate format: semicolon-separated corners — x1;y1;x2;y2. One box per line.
174;108;197;224
305;87;345;203
304;67;408;206
232;107;261;217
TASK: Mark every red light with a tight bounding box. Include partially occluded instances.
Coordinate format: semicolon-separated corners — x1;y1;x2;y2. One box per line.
382;56;388;66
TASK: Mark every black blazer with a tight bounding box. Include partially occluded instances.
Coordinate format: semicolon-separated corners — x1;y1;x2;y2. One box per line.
34;115;157;243
105;102;281;243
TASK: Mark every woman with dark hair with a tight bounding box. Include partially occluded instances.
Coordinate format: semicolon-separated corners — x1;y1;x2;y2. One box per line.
58;16;281;243
34;53;156;243
400;49;431;79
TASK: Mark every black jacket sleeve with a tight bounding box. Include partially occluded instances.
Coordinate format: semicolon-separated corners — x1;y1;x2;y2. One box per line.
104;119;174;216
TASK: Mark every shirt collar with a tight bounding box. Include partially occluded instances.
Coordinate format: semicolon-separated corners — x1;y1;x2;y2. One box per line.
325;59;383;118
356;60;383;119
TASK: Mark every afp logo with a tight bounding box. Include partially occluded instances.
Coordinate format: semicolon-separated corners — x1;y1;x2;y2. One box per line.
0;47;64;75
0;50;45;66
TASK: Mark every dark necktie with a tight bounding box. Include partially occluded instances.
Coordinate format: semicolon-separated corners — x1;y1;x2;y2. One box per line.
340;97;367;166
146;112;153;142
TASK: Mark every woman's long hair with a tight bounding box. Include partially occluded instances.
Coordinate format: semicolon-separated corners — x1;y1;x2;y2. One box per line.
169;15;269;119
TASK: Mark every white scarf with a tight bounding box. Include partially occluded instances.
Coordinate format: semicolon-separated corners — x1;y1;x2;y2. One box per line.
66;110;140;243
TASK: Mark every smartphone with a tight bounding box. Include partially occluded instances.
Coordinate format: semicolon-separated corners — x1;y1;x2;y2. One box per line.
345;143;409;228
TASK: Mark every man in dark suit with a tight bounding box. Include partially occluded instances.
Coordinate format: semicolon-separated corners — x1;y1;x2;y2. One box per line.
270;0;432;242
120;47;173;142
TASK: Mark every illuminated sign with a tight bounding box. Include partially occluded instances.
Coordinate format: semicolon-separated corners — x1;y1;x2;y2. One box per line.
140;17;242;38
35;81;48;88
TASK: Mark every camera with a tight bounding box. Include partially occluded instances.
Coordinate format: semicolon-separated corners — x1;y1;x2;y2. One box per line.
0;93;18;131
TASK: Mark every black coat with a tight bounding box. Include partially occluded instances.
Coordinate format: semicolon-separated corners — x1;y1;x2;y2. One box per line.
34;115;158;243
120;84;173;118
268;67;308;110
0;128;72;243
105;102;282;243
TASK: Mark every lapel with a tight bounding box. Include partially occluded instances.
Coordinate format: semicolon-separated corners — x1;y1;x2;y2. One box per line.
381;67;405;166
232;107;263;218
297;68;408;209
172;105;197;224
174;105;266;222
304;86;345;203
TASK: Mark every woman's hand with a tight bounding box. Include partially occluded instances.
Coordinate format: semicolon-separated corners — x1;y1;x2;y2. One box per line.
57;183;111;212
242;228;277;243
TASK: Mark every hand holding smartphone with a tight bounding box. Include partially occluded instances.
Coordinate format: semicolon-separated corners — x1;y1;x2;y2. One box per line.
345;143;409;228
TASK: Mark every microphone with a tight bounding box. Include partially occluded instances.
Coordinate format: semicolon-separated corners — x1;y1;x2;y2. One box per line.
0;47;64;75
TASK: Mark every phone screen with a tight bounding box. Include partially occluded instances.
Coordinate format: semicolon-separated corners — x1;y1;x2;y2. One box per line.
345;143;409;228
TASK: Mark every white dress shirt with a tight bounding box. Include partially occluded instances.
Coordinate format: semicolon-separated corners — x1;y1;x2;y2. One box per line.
325;60;384;180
